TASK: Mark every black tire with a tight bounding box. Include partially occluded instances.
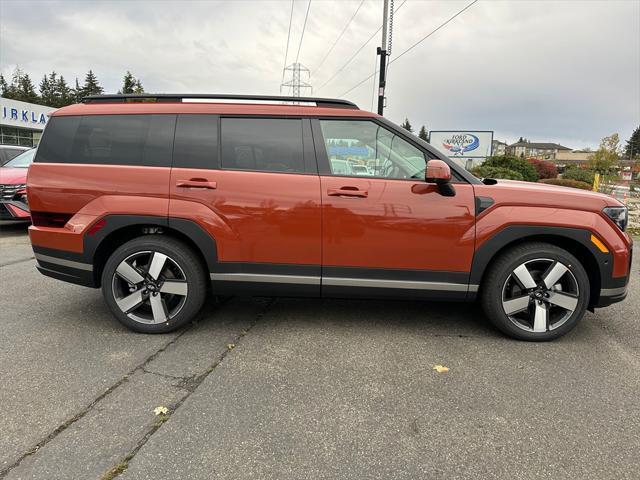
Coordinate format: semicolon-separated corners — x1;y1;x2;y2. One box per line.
101;236;207;333
480;242;590;341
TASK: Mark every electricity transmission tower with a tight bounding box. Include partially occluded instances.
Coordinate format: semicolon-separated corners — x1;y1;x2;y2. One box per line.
280;63;312;97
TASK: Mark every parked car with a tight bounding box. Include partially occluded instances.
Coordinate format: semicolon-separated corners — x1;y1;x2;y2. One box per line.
0;145;30;166
0;148;35;222
27;94;632;340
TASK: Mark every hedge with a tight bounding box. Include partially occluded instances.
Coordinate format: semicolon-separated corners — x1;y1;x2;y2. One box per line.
539;178;593;190
471;166;524;181
562;167;595;185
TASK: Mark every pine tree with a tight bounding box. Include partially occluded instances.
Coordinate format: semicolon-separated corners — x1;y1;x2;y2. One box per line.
56;75;75;106
133;79;144;94
73;78;83;103
400;118;413;133
81;70;104;97
418;125;428;141
0;74;8;96
120;71;136;94
624;126;640;159
39;72;57;106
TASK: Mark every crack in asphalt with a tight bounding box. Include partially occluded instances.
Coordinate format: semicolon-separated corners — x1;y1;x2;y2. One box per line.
99;298;275;479
0;256;34;268
0;328;191;478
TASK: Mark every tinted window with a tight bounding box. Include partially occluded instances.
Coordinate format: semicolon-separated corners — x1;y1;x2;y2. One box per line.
221;118;304;173
35;116;80;164
36;115;175;167
173;114;218;169
320;120;426;180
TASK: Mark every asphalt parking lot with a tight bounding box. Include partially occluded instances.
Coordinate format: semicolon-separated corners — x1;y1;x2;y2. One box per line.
1;223;638;480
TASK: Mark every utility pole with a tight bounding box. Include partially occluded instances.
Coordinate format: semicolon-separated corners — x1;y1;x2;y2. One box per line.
377;0;390;115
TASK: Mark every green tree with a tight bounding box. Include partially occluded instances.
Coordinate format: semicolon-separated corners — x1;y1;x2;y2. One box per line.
133;79;144;94
73;78;83;103
120;71;136;94
400;118;413;133
39;72;57;106
2;67;40;103
0;74;8;96
56;75;75;106
624;126;640;159
588;133;619;174
81;70;104;97
418;125;428;141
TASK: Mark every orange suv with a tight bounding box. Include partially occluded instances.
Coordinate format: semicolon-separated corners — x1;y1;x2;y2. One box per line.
27;94;632;340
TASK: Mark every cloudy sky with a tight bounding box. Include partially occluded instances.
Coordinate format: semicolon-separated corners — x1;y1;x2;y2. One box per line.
1;0;638;149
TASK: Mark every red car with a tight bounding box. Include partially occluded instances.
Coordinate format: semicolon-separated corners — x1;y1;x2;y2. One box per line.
27;94;632;340
0;148;34;222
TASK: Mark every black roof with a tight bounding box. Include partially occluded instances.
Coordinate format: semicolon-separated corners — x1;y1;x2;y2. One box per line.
508;141;571;150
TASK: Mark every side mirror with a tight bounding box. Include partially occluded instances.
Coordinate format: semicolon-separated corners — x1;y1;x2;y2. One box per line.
425;160;452;184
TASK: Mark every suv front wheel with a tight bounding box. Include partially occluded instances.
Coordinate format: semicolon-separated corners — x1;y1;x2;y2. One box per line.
101;236;207;333
481;242;590;341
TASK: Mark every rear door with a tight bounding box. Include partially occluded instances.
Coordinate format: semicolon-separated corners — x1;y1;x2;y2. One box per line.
169;115;322;296
313;119;476;298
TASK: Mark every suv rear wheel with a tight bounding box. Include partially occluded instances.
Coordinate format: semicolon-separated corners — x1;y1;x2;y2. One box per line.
101;236;207;333
481;242;590;341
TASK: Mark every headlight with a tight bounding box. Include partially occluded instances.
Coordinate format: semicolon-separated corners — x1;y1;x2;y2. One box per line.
603;206;628;231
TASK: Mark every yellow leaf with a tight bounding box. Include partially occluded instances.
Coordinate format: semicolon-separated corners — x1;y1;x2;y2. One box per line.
153;406;169;416
433;364;450;373
227;343;236;350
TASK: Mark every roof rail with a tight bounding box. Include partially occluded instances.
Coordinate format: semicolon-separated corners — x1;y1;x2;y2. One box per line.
82;94;359;110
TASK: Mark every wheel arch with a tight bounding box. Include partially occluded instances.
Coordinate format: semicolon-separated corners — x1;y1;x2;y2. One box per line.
86;215;217;287
471;226;609;308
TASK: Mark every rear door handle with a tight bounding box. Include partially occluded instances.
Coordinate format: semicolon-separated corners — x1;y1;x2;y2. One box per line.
176;179;217;189
327;187;368;198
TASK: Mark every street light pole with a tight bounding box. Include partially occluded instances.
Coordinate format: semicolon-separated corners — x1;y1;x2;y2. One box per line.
377;0;389;116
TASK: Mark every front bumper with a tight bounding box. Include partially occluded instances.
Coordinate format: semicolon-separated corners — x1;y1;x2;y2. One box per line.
0;200;30;222
595;241;632;308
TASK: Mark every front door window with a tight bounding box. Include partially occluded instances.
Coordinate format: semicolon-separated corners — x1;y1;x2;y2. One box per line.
319;120;426;180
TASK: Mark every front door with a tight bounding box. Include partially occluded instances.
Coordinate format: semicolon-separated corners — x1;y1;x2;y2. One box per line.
169;115;322;296
314;119;476;298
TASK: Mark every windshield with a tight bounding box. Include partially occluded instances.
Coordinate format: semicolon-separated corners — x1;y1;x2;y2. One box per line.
3;149;36;168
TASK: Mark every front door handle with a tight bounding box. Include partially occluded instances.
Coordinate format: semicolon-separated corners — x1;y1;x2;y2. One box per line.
327;187;368;198
176;179;217;190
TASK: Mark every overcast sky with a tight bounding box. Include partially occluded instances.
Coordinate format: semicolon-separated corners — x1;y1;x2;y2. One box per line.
1;0;638;149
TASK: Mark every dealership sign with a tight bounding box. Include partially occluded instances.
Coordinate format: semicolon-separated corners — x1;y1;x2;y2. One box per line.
0;97;55;130
428;131;494;159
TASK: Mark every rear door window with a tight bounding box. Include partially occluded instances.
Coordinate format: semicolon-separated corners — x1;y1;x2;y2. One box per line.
36;114;175;167
220;118;305;173
172;114;219;169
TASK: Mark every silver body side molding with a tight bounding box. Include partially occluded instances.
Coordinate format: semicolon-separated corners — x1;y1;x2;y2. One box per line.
34;253;93;271
210;273;320;285
211;272;477;293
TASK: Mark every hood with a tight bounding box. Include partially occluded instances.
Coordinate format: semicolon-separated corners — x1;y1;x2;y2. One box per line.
473;179;622;212
0;167;28;185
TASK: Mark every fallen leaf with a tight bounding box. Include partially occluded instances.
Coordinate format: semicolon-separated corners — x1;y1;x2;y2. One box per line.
433;364;450;373
227;343;236;350
153;406;169;416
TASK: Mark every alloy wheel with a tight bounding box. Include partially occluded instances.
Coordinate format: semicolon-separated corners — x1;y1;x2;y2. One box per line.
111;250;189;324
501;258;579;333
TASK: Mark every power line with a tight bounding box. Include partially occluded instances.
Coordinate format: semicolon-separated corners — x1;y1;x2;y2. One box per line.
281;0;295;86
316;0;407;93
339;0;479;98
312;0;365;75
295;0;312;64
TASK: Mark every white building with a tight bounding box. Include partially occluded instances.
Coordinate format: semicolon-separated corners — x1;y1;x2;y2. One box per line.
0;97;56;147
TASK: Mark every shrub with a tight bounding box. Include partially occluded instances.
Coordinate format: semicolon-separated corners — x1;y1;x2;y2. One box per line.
539;178;592;190
562;167;595;185
527;158;557;179
481;155;538;182
471;166;524;181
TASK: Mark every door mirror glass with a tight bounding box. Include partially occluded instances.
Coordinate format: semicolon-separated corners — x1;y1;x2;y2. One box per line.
425;160;451;184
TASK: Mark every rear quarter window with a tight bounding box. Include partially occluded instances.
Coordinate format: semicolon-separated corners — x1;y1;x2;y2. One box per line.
35;114;175;167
